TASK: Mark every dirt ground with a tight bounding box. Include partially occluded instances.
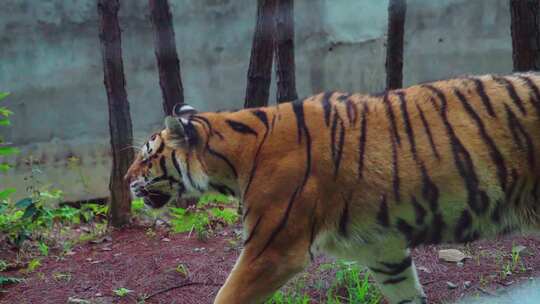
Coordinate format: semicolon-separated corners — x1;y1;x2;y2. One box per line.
2;225;540;304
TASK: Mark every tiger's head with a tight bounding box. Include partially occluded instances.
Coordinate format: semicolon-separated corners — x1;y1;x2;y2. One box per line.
124;104;214;208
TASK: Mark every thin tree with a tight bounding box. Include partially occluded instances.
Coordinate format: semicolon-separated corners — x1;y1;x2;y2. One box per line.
385;0;407;90
98;0;134;227
274;0;298;103
510;0;540;71
244;0;277;108
149;0;184;114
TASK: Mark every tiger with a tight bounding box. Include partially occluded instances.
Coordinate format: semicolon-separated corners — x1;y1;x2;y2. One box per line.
125;73;540;304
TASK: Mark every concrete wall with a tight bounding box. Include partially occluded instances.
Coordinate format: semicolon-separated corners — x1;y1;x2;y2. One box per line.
0;0;512;201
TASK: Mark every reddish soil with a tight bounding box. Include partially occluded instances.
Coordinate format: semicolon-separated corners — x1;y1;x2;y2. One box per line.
2;226;540;304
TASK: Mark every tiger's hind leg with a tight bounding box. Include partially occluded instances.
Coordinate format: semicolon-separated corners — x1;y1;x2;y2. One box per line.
358;242;426;304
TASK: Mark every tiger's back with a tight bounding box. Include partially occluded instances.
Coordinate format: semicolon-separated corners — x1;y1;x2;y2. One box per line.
126;73;540;304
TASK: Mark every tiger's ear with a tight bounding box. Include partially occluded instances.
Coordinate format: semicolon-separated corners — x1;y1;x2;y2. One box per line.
165;116;186;147
164;116;199;147
165;116;184;136
172;103;197;118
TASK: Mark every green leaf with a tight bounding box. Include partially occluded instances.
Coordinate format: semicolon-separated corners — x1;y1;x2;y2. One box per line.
22;205;37;219
0;92;9;101
15;198;32;209
0;188;16;200
0;108;12;117
0;163;11;172
0;119;9;126
0;147;19;156
0;276;23;286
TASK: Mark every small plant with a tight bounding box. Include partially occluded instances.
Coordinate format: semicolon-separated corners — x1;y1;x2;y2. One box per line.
0;276;23;286
113;287;133;297
175;263;189;277
131;198;145;214
24;258;41;273
38;241;49;256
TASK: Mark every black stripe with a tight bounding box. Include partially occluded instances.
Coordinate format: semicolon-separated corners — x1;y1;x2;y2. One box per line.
244;111;270;198
495;76;527;115
425;85;486;215
416;103;440;160
514;179;527;207
337;93;350;102
533;177;539;203
491;200;503;223
506;169;519;201
383;276;407;285
517;75;540;117
346;98;358;126
358;102;368;179
391;131;401;202
505;104;535;167
331;111;346;178
429;212;445;244
396;218;414;243
243;207;250;222
206;146;238;178
209;182;235;196
398;300;414;304
371;256;412;276
292;100;312;190
184;153;201;191
411;196;426;225
377;195;390;227
191;115;217;138
384;93;401;146
470;78;496;117
255;186;300;260
159;156;168;177
251;110;269;128
171;151;182;178
321;92;334;126
255;101;312;260
225;119;258;136
338;194;350;237
309;218;317;261
455;209;472;242
271;112;277;132
243;216;262;245
398;92;417;160
419;164;439;212
183;121;200;146
156;141;165;154
454;88;508;190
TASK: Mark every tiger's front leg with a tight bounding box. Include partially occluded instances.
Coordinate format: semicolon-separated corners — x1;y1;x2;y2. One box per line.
214;240;309;304
361;243;426;304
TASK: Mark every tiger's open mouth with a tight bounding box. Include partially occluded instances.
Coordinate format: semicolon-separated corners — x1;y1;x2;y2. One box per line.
130;179;184;209
142;190;171;208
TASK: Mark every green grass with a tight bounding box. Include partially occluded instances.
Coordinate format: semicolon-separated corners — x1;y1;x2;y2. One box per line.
266;261;382;304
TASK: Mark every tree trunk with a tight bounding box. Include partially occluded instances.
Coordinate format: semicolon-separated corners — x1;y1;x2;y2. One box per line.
244;0;277;108
510;0;540;71
274;0;298;103
385;0;407;90
149;0;184;114
98;0;134;228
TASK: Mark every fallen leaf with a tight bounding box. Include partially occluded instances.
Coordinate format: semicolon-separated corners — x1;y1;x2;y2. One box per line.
67;297;91;304
438;249;468;263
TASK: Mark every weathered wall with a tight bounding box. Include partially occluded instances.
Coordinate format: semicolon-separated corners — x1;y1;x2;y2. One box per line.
0;0;512;201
